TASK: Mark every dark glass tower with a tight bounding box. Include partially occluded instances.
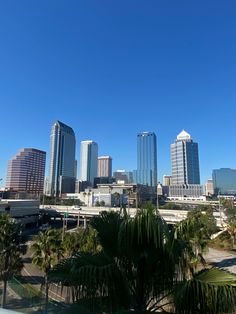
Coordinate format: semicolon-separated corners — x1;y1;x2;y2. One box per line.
48;121;76;196
137;132;157;187
171;130;200;185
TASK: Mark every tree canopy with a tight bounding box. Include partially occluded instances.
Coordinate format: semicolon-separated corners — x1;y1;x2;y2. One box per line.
49;209;236;313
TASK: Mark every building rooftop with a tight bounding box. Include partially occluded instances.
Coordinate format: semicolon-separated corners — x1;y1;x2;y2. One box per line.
177;130;191;141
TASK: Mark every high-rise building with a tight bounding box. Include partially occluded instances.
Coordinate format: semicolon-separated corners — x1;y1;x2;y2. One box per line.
98;156;112;179
212;168;236;195
163;175;172;186
205;179;214;196
137;132;157;187
79;141;98;186
171;130;200;185
6;148;46;195
48;121;76;196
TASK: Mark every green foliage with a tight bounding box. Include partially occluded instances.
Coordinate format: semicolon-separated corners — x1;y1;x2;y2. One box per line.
0;215;24;277
49;210;236;314
95;200;106;207
174;208;217;273
160;202;181;210
0;214;24;307
224;203;236;247
187;207;217;237
31;228;63;274
62;227;101;258
210;230;232;250
174;268;236;314
40;195;82;206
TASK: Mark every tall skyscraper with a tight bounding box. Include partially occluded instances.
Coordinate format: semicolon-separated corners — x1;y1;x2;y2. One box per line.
6;148;46;195
137;132;157;187
48;121;76;196
98;156;112;179
171;130;200;185
79;141;98;186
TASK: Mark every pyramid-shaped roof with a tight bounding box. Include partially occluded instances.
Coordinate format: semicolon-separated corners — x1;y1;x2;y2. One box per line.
177;130;191;141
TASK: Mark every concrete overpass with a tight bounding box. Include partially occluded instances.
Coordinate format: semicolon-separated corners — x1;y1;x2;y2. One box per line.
41;206;226;229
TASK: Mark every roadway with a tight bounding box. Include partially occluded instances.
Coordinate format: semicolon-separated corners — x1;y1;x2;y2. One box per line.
205;248;236;274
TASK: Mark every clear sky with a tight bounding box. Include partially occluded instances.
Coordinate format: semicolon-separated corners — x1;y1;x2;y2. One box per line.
0;0;236;185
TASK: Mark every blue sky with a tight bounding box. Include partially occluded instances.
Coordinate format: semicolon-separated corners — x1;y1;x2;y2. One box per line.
0;0;236;185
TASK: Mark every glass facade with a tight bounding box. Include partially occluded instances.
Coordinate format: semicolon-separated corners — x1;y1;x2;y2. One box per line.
48;121;76;196
171;130;200;185
137;132;157;187
80;141;98;186
212;168;236;195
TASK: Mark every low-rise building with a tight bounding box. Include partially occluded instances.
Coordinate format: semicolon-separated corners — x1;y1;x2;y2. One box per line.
0;199;40;226
169;184;204;200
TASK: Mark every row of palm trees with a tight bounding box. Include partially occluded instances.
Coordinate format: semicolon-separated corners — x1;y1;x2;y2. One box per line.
0;213;98;310
31;226;100;313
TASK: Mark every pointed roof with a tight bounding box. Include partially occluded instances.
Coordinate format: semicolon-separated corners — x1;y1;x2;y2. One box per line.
177;130;191;141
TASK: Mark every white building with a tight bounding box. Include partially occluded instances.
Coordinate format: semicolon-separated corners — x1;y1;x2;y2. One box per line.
80;141;98;187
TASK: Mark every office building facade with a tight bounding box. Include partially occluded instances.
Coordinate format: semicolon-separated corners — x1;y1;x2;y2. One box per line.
205;179;214;196
48;121;76;196
113;170;133;184
171;130;200;185
80;141;98;187
212;168;236;195
98;156;112;179
163;175;172;186
6;148;46;196
137;132;157;187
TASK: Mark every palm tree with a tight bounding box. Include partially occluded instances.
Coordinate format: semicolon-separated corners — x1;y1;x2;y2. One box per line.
49;209;236;313
31;228;63;313
62;227;100;258
0;214;24;308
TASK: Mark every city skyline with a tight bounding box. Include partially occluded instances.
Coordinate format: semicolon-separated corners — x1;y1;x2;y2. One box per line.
1;1;236;184
2;122;236;187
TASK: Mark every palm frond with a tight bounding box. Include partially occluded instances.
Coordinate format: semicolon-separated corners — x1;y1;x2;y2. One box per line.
90;211;123;257
174;268;236;314
49;251;130;310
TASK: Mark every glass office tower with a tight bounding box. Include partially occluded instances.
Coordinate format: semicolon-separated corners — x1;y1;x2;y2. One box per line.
137;132;157;187
79;141;98;187
171;130;200;185
48;121;76;196
212;168;236;195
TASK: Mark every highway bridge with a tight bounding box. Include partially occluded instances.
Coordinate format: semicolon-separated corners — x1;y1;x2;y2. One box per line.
41;205;226;229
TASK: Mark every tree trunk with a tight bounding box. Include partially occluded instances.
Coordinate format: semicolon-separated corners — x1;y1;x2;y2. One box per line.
45;274;49;314
232;235;235;249
1;280;7;308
